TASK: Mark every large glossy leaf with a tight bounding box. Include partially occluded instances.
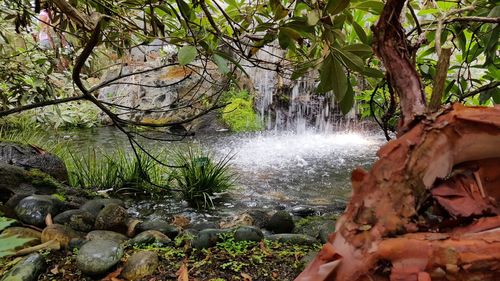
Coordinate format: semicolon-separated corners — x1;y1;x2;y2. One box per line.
340;80;355;114
270;0;289;20
342;44;372;58
0;217;16;231
326;0;350;15
334;48;364;72
352;21;368;44
178;45;197;65
317;54;348;101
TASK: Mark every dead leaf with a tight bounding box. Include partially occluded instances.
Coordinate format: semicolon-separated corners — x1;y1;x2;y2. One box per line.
176;260;189;281
100;267;123;281
50;265;59;275
241;272;252;281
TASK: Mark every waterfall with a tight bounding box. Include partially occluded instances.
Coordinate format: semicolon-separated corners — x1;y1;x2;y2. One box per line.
246;46;357;133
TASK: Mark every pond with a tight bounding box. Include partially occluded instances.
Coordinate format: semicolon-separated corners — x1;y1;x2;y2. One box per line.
53;127;385;223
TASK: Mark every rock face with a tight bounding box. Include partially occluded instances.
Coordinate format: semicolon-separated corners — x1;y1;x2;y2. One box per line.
0;164;57;203
266;211;295;234
0;253;46;281
14;195;61;226
76;239;124;275
0;142;68;182
94;203;128;232
97;62;225;133
121;251;159;281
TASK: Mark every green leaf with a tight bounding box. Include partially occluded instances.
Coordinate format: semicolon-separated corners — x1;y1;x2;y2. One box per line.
326;0;350;15
352;21;368;44
0;235;34;258
0;217;16;232
176;0;192;18
178;46;197;65
352;1;384;14
317;54;348;101
215;51;248;76
278;27;301;49
362;67;385;78
213;54;230;74
342;44;372;58
307;10;320;26
334;48;364;72
340;81;354;114
270;0;289;20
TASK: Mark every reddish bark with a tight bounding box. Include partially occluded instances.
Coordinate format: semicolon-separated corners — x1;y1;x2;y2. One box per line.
372;0;426;131
296;104;500;281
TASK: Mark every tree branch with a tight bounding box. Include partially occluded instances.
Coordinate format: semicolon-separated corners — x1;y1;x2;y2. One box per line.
460;81;500;100
429;47;452;112
0;95;85;117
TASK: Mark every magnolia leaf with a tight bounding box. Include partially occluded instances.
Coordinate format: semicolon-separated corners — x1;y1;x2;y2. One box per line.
362;67;385;78
0;217;16;231
176;0;192;18
317;54;347;101
340;81;355;114
270;0;289;20
334;48;364;72
342;44;372;58
178;45;197;66
326;0;350;15
213;54;229;74
278;27;301;49
307;10;320;26
352;21;368;44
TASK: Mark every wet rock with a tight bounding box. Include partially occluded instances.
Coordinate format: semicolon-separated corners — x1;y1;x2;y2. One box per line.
0;141;68;182
68;238;88;251
86;230;128;243
190;221;218;231
219;213;254;229
246;209;271;228
14;195;61;226
121;251;159;281
0;253;46;281
318;222;336;244
76;239;124;275
234;226;264;242
192;229;228;249
53;209;95;232
128;230;171;246
136;220;179;239
266;234;317;245
41;224;80;248
94;203;128;232
293;216;337;243
291;205;317;217
80;198;124;217
299;251;318;271
266;211;294;234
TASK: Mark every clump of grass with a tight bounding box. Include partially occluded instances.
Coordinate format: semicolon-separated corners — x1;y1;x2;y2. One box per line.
62;147;172;192
171;147;236;209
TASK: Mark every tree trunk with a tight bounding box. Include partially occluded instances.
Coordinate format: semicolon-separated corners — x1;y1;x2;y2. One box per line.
296;0;500;279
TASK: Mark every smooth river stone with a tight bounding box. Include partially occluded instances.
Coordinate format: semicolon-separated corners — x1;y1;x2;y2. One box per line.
76;239;124;275
0;253;46;281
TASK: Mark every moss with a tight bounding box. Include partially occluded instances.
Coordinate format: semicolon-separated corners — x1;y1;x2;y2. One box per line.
26;169;65;190
221;94;263;132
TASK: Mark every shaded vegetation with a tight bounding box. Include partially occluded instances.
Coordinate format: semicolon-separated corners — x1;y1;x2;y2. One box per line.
221;89;263;132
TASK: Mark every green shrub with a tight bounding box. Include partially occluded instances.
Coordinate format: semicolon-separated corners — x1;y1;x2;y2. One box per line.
221;89;262;132
171;147;235;209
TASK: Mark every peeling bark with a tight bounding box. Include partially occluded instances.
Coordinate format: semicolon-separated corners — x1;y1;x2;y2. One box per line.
296;104;500;281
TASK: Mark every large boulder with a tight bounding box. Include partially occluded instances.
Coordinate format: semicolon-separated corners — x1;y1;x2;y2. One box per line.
0;142;68;182
97;62;225;132
76;239;124;275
